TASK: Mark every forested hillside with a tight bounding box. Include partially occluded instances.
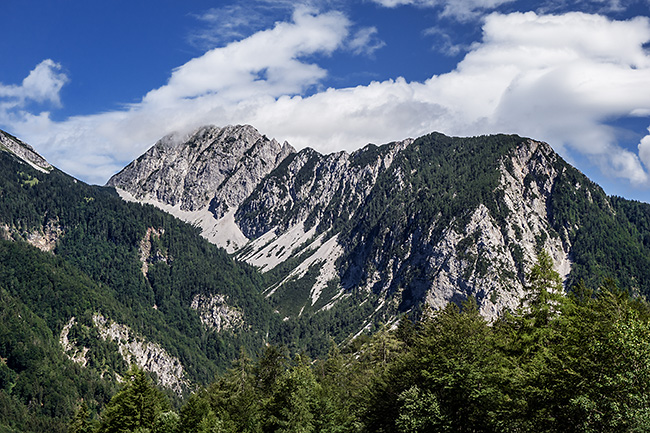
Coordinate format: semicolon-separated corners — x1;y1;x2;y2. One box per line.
4;127;650;432
546;163;650;293
68;252;650;433
0;141;278;432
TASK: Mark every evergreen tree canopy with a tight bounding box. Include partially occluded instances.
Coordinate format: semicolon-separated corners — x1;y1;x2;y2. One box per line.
97;366;170;433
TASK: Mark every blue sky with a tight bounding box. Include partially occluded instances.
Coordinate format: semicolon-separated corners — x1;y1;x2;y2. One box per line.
1;0;650;203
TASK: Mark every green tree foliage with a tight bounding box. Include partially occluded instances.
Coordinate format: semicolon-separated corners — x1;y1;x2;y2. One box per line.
0;149;279;431
96;366;170;433
262;355;320;433
362;298;508;432
175;251;650;433
548;169;650;297
395;385;442;433
69;403;94;433
177;345;361;433
0;282;115;433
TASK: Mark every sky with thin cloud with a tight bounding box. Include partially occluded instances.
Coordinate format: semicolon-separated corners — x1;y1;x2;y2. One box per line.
1;0;650;203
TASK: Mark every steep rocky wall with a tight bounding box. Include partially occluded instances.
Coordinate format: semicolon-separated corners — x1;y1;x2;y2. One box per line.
93;314;188;394
109;128;594;328
108;125;294;213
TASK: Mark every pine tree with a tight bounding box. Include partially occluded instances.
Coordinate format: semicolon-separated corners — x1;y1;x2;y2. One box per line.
525;250;564;327
97;366;170;433
69;402;94;433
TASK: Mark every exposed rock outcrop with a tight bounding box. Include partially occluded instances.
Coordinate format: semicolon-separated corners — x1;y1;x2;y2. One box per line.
92;313;188;394
0;130;52;173
59;317;90;367
25;219;63;253
139;227;167;275
190;294;243;332
109;127;607;327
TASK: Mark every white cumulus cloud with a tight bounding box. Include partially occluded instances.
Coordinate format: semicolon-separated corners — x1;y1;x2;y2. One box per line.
145;9;348;105
2;10;650;191
0;60;67;109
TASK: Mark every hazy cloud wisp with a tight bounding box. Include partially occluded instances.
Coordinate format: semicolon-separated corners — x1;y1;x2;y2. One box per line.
369;0;517;20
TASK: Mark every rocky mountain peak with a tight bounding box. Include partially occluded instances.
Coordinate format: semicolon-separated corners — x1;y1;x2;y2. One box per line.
108;127;619;324
0;129;52;173
107;124;295;213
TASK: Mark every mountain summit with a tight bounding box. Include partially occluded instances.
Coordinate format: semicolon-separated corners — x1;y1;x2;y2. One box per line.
108;125;650;324
108;125;294;250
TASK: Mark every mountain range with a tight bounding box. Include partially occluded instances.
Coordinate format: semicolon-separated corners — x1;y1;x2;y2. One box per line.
2;124;650;431
109;124;650;323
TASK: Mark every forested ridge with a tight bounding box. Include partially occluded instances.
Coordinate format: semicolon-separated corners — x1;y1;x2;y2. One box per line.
0;138;391;432
0;147;274;432
4;132;650;432
66;252;650;432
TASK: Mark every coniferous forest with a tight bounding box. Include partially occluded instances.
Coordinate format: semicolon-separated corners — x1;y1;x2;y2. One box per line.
3;133;650;432
62;252;650;433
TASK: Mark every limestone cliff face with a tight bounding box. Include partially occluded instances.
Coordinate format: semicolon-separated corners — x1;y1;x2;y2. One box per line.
92;314;188;394
236;140;412;239
108;125;294;215
57;314;189;394
0;130;52;173
109;127;608;326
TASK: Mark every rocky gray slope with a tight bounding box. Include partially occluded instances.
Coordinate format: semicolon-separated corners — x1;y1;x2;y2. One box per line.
108;125;295;252
108;124;294;215
236;140;412;239
108;126;611;324
0;129;52;173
